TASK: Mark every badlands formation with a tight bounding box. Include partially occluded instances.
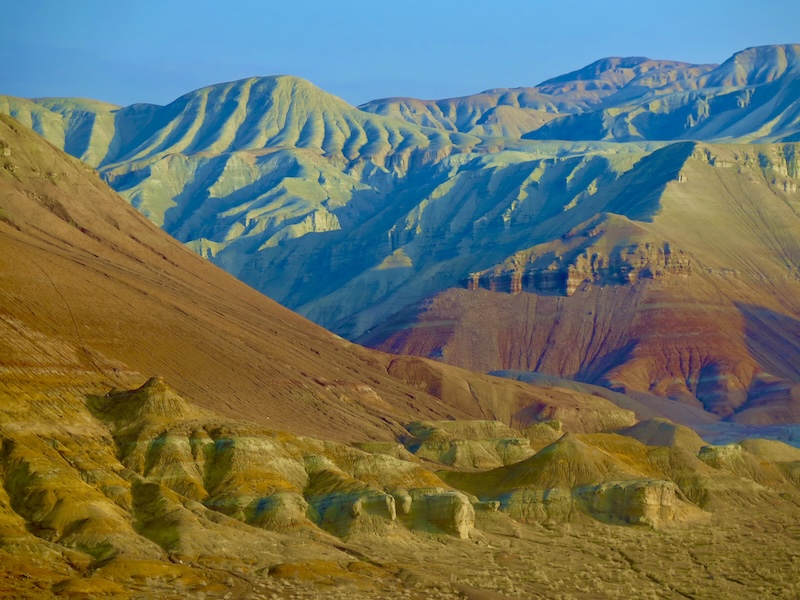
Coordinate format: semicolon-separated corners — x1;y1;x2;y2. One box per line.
1;45;800;598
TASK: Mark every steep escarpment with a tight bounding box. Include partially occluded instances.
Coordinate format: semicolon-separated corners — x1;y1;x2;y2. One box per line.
366;142;800;424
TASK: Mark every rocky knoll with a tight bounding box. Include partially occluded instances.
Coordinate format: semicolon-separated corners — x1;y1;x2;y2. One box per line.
399;420;535;469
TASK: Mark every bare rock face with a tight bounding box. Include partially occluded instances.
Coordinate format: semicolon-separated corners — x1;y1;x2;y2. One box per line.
697;444;748;471
496;488;575;524
696;443;789;488
574;479;680;527
401;421;534;469
405;489;475;539
467;216;692;297
308;489;397;538
248;491;312;532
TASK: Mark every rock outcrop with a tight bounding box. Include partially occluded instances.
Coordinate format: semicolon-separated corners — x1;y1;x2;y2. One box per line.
574;479;682;527
401;421;534;469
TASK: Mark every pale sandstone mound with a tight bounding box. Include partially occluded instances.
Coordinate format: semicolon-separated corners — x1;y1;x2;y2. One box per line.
439;434;688;526
401;420;534;469
620;418;707;453
303;455;398;538
697;444;788;487
441;433;711;527
739;438;800;462
94;376;208;427
520;421;565;451
573;479;684;527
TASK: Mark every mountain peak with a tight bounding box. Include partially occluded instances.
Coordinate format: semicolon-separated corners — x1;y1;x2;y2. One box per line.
537;56;701;91
704;43;800;87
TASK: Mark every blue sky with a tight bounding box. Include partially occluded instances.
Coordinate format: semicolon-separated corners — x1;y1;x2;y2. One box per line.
2;0;799;106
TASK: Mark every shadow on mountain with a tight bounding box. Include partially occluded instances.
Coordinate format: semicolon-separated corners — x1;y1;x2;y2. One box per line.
602;141;695;222
737;303;800;381
734;302;800;424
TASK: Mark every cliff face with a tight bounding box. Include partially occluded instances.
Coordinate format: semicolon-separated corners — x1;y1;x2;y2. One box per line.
467;216;693;297
365;142;800;424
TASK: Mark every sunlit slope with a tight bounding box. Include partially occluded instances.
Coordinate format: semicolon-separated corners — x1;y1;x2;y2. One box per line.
0;76;487;267
0;76;480;170
359;57;713;136
527;45;800;142
361;46;800;143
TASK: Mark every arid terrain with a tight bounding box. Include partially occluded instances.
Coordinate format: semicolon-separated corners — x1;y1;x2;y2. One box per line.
2;44;800;599
2;103;800;598
3;45;800;427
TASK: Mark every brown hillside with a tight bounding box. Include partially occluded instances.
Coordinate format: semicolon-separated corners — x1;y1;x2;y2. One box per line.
0;113;483;441
0;114;658;445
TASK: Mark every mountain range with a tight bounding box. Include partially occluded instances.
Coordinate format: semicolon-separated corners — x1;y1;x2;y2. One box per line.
5;44;799;429
3;109;800;599
3;43;800;598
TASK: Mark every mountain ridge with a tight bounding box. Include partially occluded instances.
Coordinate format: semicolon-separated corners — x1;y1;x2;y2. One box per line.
2;44;800;428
